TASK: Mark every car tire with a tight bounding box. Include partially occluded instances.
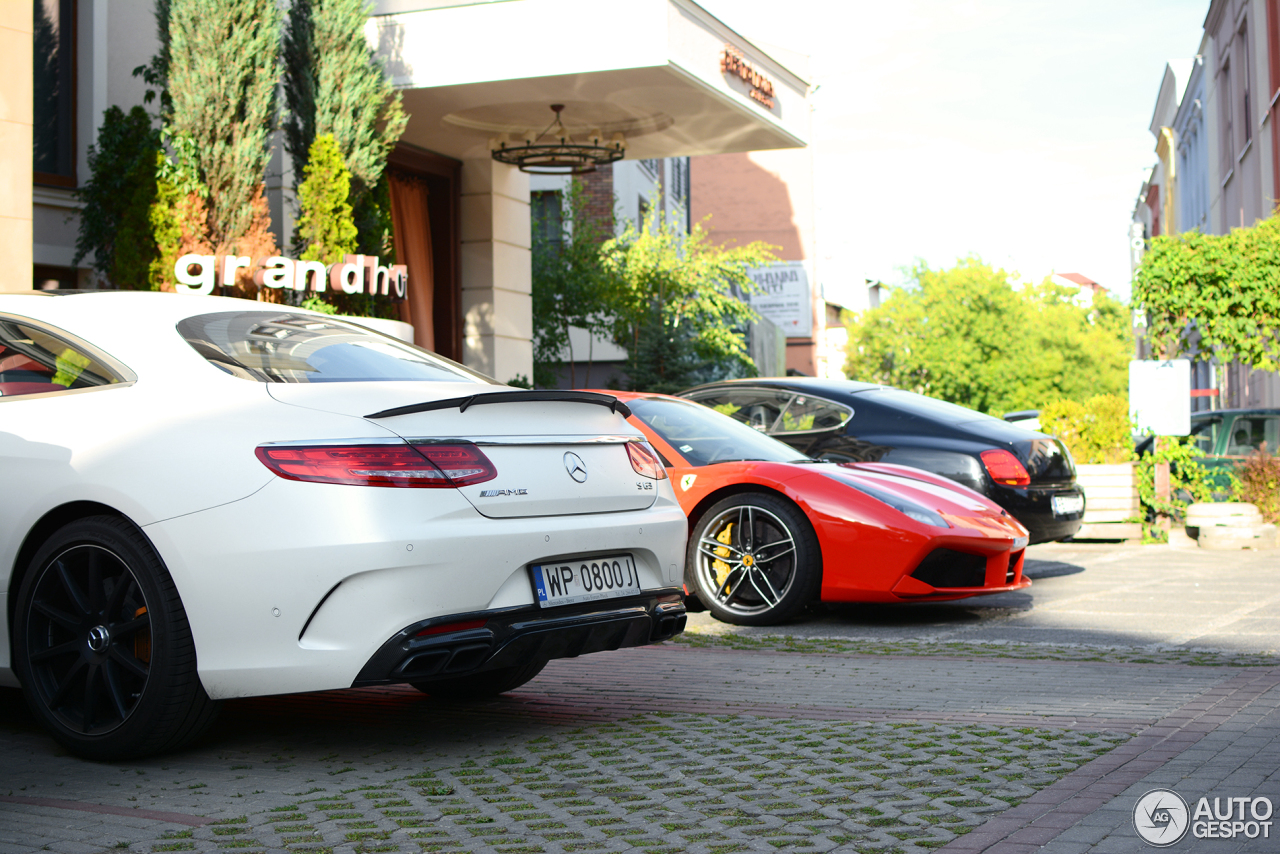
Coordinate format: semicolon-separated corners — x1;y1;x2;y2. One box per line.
687;492;821;626
411;658;548;700
13;516;219;760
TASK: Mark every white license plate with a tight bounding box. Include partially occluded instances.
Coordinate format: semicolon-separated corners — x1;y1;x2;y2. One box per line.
530;555;641;608
1052;494;1085;516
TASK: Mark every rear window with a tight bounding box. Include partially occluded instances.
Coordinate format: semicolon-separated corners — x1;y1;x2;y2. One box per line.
629;397;806;467
178;311;493;384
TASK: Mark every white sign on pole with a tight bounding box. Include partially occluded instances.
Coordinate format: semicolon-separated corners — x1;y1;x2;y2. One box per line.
1129;360;1191;436
747;262;813;338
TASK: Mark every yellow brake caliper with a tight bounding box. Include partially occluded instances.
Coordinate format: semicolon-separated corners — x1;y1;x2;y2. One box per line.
713;523;735;591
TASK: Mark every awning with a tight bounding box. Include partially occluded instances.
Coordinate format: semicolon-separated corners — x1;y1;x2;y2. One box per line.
367;0;810;161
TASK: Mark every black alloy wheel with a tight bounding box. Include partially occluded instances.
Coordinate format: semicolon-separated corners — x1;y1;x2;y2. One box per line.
14;516;218;760
687;492;822;626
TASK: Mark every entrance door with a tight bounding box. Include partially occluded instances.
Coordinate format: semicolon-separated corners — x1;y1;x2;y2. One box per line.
388;144;462;361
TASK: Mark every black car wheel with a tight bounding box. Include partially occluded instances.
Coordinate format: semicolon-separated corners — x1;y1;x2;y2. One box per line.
687;493;821;625
411;658;547;699
13;516;218;760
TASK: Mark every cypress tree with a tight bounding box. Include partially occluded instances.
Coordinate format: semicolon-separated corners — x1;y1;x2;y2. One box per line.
167;0;282;253
283;0;406;255
73;106;162;288
296;134;358;267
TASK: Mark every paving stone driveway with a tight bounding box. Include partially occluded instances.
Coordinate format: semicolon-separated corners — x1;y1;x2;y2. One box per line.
0;543;1277;853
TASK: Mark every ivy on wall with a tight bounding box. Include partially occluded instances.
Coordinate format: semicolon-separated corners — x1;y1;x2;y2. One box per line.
1133;216;1280;369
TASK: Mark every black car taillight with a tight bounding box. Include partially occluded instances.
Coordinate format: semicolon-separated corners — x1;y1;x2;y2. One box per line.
256;442;496;488
980;449;1030;486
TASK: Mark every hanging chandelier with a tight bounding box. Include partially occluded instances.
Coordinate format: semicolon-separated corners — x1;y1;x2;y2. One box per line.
489;104;626;175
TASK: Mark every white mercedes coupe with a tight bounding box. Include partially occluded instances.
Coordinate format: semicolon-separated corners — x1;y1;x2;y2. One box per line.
0;291;688;759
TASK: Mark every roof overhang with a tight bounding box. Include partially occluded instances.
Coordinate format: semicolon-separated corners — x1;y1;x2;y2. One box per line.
366;0;810;162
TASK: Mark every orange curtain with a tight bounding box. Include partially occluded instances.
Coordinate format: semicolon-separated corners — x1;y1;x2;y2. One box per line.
388;170;435;351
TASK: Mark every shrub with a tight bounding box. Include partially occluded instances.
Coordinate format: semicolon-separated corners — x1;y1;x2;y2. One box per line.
1236;444;1280;524
1136;435;1227;541
74;105;162;287
1038;395;1135;464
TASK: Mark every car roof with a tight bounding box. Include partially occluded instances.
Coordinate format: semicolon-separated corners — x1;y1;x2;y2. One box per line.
1192;408;1280;417
683;377;884;397
0;290;339;384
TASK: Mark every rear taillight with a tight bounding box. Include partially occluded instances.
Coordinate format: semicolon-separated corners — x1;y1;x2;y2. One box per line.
256;442;496;488
980;449;1030;487
627;441;667;480
412;443;498;486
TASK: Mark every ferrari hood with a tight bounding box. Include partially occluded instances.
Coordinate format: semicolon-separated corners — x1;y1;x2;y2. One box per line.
820;463;1027;539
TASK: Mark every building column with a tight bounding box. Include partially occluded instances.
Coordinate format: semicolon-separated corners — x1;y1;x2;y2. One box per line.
0;3;32;292
459;158;532;383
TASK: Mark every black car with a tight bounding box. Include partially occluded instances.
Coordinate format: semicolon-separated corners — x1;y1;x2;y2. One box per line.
679;378;1084;544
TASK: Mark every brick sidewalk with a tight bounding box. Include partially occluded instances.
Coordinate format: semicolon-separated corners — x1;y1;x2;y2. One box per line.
1;642;1276;853
2;544;1278;852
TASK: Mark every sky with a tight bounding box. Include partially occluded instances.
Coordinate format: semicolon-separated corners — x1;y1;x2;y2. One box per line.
697;0;1212;307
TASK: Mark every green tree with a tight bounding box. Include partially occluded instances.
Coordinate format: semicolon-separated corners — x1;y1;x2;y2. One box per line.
600;209;775;394
74;106;162;288
282;0;407;256
295;134;358;266
531;181;612;388
1134;216;1280;369
844;258;1131;414
167;0;281;252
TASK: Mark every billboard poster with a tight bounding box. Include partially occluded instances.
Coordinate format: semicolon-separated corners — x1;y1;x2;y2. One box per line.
746;262;812;338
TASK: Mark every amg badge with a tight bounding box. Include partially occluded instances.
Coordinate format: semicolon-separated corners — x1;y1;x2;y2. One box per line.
479;488;528;497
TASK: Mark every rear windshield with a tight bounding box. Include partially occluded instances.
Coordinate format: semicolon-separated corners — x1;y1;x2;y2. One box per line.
629;397;807;467
178;311;493;384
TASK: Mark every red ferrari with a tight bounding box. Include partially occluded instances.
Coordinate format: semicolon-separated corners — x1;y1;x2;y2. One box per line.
597;391;1031;625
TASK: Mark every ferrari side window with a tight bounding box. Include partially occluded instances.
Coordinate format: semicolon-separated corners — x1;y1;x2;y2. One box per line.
0;318;124;398
773;395;852;434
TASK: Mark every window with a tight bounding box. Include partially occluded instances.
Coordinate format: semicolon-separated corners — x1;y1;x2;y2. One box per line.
178;311;495;384
670;157;689;211
1224;416;1279;456
1189;416;1222;454
772;394;852;434
687;388;793;432
638;159;661;181
629;396;805;467
1220;59;1235;173
33;0;75;184
531;191;563;253
1241;21;1253;146
0;318;126;398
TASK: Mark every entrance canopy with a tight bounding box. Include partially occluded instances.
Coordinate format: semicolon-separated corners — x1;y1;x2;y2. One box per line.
367;0;810;161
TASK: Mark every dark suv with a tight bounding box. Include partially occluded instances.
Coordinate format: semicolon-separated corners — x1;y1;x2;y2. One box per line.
680;378;1084;544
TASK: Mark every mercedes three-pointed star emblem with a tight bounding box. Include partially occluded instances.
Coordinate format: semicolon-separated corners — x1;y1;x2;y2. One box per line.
563;451;588;483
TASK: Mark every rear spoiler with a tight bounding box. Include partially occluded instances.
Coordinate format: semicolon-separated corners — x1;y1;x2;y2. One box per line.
366;390;632;419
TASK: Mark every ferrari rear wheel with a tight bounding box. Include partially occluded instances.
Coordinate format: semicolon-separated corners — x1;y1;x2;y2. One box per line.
411;658;548;699
688;493;821;625
13;516;218;760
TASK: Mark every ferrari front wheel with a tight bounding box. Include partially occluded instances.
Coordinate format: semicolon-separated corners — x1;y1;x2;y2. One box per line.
13;516;218;760
688;493;821;625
